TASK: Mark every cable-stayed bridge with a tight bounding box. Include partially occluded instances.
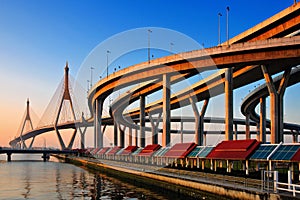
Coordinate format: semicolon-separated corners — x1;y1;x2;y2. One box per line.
8;2;300;150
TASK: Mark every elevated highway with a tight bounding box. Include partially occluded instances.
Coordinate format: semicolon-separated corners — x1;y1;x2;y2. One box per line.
91;36;300;147
9;2;300;149
102;3;300;147
241;66;300;142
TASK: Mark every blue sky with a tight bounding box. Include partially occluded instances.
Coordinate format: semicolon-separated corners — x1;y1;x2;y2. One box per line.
0;0;298;147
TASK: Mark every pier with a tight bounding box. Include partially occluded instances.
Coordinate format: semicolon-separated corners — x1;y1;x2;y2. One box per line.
0;148;75;162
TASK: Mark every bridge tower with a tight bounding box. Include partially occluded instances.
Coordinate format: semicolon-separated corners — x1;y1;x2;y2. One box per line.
54;62;77;150
18;98;35;149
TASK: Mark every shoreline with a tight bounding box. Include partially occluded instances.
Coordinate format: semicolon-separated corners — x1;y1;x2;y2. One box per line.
54;155;289;200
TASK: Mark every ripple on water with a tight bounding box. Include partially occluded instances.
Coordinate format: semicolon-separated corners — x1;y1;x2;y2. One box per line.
0;155;219;199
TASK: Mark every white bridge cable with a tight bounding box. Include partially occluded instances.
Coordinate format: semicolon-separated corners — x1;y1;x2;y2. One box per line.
70;75;90;120
36;73;90;129
37;78;64;128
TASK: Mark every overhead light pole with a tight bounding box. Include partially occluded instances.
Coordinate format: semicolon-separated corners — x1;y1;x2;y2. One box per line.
106;50;110;78
148;29;152;64
226;6;230;46
218;12;222;46
87;80;90;94
90;67;94;89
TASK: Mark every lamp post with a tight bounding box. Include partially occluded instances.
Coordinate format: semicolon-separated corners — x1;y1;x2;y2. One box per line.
90;67;94;89
106;50;110;78
226;6;230;46
87;80;90;94
148;29;152;64
218;13;222;46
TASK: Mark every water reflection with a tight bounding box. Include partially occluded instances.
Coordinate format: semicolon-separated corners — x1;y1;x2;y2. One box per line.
55;164;63;200
22;163;31;199
0;155;215;199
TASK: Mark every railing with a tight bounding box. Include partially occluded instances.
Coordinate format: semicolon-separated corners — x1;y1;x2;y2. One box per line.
276;182;300;197
89;152;300;196
91;154;263;192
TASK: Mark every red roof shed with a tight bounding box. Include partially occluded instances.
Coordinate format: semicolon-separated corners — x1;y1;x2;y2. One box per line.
139;144;161;156
106;146;122;155
206;139;260;160
97;147;111;155
119;146;139;155
164;143;197;159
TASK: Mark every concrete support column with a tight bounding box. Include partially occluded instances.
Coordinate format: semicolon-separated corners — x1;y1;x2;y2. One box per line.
256;124;260;141
118;125;125;148
140;95;146;147
225;68;233;141
79;113;87;149
7;153;11;162
135;125;138;146
245;114;250;139
190;98;201;145
114;121;118;147
200;100;209;145
148;112;162;144
94;98;103;148
234;124;238;140
79;126;87;149
190;98;209;146
42;153;48;162
180;120;184;143
129;128;133;146
292;130;298;143
278;69;291;142
270;92;279;144
261;65;291;143
260;97;266;143
162;74;171;147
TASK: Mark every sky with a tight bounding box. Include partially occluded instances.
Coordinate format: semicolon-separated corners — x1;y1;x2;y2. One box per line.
0;0;299;148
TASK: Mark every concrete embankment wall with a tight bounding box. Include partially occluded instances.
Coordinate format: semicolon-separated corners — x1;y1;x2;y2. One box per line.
55;155;281;200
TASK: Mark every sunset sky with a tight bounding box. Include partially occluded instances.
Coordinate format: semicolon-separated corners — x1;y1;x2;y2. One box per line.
0;0;299;148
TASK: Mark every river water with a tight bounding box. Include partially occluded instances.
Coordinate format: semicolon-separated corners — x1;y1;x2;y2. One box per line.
0;154;217;200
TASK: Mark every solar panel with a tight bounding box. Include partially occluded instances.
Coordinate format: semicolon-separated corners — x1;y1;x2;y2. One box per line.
250;145;277;160
270;145;300;161
132;148;143;155
188;146;204;157
116;148;125;155
153;147;170;157
198;146;214;158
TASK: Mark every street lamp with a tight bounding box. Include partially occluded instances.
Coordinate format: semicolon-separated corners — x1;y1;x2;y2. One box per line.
90;67;94;89
106;50;111;78
218;12;222;46
226;6;230;46
148;29;152;64
87;80;90;94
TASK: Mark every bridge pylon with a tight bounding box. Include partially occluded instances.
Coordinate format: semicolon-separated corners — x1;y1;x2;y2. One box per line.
54;62;77;150
18;98;35;149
